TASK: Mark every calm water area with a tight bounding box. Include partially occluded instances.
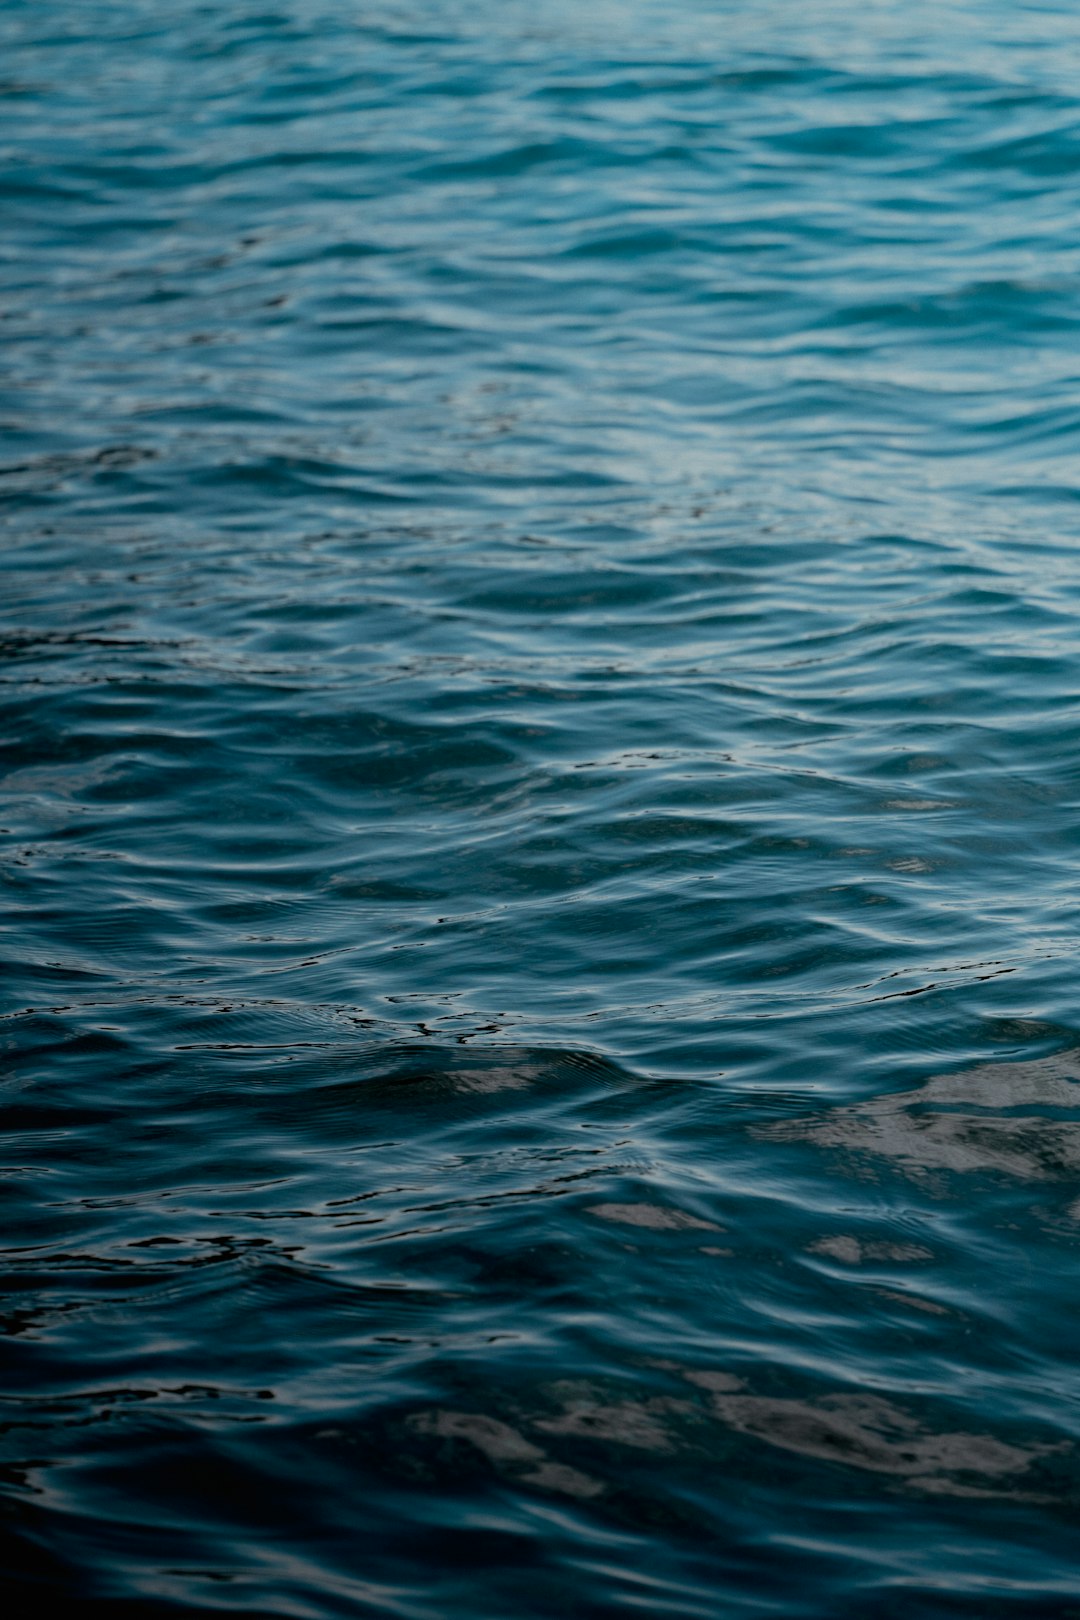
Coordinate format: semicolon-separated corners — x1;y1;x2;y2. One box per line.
4;1;1080;1614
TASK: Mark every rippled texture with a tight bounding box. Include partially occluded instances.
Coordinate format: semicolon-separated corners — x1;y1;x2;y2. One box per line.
4;2;1080;1614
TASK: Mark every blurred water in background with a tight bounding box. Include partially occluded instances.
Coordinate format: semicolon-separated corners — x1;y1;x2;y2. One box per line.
4;2;1080;1614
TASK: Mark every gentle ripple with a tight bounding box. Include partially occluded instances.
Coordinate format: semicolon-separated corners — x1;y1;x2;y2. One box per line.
3;1;1080;1615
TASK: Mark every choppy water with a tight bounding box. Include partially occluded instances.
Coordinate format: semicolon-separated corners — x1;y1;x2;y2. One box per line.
4;1;1080;1614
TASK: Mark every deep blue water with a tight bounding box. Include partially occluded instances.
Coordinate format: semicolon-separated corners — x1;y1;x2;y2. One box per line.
4;1;1080;1614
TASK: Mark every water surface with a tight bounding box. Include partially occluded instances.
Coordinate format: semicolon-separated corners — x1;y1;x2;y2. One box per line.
4;2;1080;1615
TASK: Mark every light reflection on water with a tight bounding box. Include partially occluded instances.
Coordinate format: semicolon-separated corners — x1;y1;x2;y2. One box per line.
4;0;1080;1615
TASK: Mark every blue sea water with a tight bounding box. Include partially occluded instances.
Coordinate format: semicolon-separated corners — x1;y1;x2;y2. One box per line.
4;0;1080;1613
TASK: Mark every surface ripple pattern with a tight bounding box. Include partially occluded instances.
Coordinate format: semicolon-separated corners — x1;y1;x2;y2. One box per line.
3;3;1080;1616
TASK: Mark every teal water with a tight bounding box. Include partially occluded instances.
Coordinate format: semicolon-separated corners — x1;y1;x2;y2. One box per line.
4;1;1080;1613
